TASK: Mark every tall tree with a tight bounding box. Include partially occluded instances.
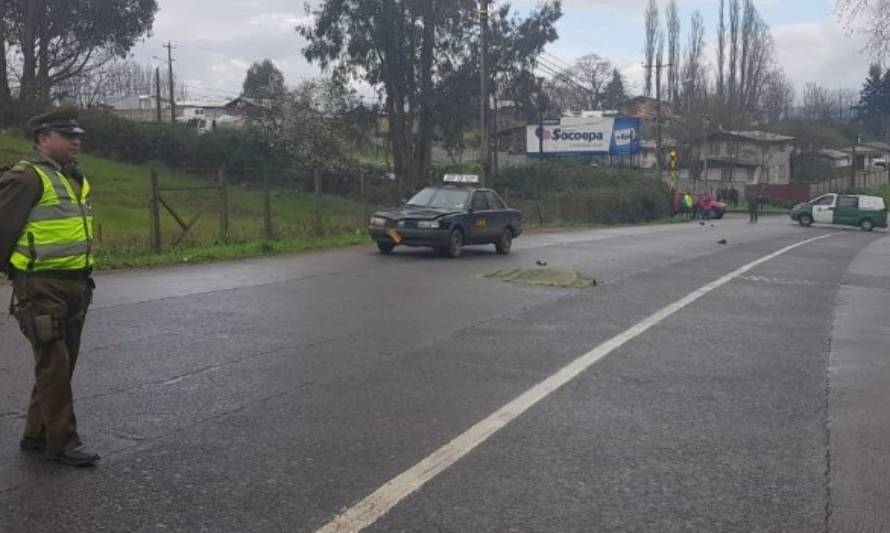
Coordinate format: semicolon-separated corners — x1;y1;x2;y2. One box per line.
717;0;726;104
760;69;794;124
728;0;740;110
0;0;158;121
857;64;890;139
601;68;628;110
738;3;774;116
243;60;287;101
666;0;680;103
837;0;890;62
644;0;659;97
300;0;561;188
682;10;706;112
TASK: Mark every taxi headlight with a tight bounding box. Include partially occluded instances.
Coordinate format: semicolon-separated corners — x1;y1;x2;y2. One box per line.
370;216;387;226
417;220;440;229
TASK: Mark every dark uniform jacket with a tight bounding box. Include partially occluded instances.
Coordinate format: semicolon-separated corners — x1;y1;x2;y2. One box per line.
0;152;85;276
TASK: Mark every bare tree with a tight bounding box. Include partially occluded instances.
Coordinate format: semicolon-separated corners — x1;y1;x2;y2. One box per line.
836;0;890;62
739;7;775;116
55;60;189;109
831;87;858;121
543;54;613;112
644;0;659;97
666;0;680;103
760;69;795;124
728;0;740;110
682;10;706;111
801;82;833;121
717;0;726;103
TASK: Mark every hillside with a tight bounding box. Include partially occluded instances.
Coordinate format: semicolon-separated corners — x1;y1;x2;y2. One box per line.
0;132;369;268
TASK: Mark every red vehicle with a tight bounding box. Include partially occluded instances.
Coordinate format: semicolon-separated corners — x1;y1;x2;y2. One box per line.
696;193;727;219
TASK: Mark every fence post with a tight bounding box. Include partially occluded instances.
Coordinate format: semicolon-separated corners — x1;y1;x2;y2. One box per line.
263;170;273;240
149;169;162;253
218;165;229;241
314;169;321;196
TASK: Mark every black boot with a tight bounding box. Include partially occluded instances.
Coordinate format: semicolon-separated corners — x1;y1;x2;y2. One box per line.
50;446;100;467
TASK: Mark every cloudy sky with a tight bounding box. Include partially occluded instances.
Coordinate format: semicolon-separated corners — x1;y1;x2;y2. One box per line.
130;0;873;102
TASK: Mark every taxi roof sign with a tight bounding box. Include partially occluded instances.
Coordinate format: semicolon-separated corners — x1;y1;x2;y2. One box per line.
443;174;480;184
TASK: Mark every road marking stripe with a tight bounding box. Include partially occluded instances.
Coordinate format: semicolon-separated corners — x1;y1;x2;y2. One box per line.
316;233;835;533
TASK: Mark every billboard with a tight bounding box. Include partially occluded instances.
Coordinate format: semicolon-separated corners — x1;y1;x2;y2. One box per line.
526;116;641;158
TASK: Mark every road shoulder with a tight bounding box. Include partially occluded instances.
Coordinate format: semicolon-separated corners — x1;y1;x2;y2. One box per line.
829;233;890;531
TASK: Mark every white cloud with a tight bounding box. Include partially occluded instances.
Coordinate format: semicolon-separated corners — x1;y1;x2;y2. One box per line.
128;0;872;102
772;17;872;90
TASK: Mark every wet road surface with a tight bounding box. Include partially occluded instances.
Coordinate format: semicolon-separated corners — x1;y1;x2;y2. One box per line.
1;214;889;532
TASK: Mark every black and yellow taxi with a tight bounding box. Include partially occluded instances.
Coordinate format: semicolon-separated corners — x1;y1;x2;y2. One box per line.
368;175;523;257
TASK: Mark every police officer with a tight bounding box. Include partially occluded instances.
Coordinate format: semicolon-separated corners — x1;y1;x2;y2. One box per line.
0;107;99;466
748;193;760;223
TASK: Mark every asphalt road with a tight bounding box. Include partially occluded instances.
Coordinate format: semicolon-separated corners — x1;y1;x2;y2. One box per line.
1;214;889;533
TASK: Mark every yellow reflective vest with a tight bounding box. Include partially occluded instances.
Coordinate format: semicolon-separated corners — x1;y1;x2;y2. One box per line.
9;161;94;272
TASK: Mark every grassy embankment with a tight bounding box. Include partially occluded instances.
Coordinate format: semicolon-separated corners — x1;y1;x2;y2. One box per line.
0;132;369;270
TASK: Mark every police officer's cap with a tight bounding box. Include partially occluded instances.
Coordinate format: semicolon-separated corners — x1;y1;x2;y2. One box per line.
27;107;86;136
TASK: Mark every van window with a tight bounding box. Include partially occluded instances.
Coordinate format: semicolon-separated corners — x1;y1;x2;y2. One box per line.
837;196;859;208
812;196;835;206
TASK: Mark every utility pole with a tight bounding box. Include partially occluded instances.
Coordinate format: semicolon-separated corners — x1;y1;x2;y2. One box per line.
479;0;490;186
163;42;176;123
155;67;162;123
850;135;861;191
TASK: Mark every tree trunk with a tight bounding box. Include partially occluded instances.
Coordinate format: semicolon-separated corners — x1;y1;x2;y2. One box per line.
412;0;436;184
19;0;41;105
37;27;51;102
0;23;12;117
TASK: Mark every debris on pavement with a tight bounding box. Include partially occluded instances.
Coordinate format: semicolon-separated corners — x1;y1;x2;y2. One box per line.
484;268;598;289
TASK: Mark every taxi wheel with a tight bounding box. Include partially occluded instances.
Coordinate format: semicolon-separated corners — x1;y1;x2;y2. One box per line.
445;229;463;258
860;218;875;232
798;214;813;227
495;229;513;255
377;240;395;254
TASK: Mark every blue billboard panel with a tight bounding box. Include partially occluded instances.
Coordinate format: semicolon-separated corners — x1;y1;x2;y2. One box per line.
526;116;640;158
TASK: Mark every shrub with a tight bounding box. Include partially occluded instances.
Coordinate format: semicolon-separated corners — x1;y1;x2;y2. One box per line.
494;160;671;225
78;112;288;178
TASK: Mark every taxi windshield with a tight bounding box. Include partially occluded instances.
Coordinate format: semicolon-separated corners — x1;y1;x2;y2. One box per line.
407;187;471;210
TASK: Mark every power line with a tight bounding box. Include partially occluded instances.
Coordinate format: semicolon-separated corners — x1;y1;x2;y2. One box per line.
536;57;596;98
542;51;575;70
537;56;596;93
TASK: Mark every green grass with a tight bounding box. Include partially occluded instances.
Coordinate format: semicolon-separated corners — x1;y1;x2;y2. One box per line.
95;233;369;270
1;132;372;267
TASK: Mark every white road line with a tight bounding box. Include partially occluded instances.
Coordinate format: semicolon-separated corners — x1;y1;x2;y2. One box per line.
316;233;836;533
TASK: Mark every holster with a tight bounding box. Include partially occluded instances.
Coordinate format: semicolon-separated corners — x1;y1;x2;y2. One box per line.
13;302;64;346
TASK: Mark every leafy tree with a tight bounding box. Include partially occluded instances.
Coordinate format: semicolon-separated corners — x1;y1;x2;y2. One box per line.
600;69;628;110
1;0;158;121
299;0;561;189
856;64;890;140
242;60;287;101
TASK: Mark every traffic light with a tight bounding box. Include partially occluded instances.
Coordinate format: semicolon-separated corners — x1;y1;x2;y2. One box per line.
668;149;678;170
